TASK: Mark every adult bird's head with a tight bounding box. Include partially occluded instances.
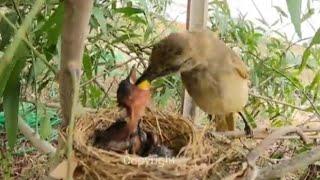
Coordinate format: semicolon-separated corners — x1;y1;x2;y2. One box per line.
136;32;196;85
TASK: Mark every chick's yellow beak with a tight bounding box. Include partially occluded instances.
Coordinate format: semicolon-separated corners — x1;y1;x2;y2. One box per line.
136;80;151;90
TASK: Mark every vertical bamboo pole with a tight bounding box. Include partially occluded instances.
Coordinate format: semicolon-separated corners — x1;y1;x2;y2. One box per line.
58;1;93;179
59;0;93;127
182;0;208;120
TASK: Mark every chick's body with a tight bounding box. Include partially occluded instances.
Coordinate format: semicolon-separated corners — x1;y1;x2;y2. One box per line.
137;30;249;132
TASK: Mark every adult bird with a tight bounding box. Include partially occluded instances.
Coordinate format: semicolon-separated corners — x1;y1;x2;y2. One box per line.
136;30;252;134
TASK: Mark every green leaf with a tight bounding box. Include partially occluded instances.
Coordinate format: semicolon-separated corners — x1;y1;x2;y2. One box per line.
309;71;320;90
309;27;320;46
299;27;320;71
83;53;93;79
0;12;18;50
111;33;140;44
3;44;28;150
115;7;144;16
35;2;64;46
38;104;52;139
286;0;302;37
34;58;46;77
92;7;107;33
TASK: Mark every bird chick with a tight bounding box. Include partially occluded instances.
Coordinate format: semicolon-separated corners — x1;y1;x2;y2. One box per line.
93;67;151;154
136;30;252;135
117;66;151;135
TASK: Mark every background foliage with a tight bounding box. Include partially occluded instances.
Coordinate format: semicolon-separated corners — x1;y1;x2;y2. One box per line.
0;0;320;177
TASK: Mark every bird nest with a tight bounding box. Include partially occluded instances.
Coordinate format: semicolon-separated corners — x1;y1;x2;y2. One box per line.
73;108;248;179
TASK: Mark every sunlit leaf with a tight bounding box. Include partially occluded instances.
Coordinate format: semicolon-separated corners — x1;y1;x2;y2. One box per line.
83;53;92;79
36;2;64;46
38;103;52;139
309;71;320;90
286;0;302;37
299;27;320;71
115;7;145;16
92;7;107;33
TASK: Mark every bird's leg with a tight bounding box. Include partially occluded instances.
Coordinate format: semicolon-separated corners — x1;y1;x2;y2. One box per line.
238;112;253;137
215;115;229;132
226;113;235;131
208;114;214;122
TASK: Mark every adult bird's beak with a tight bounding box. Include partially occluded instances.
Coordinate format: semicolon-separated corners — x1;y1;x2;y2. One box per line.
135;67;158;85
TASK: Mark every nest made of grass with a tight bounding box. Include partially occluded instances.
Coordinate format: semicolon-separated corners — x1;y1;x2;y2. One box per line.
73;108;249;179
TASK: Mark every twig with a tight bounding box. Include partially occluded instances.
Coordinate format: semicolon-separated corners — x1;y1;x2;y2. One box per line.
217;126;317;140
245;127;308;179
251;0;268;27
22;98;96;112
246;51;320;120
226;127;310;179
80;57;136;87
257;146;320;180
18;117;56;155
11;0;22;23
249;92;307;111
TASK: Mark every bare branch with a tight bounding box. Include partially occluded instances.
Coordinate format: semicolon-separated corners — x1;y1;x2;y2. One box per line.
249;92;308;111
217;126;320;139
257;146;320;180
18;117;56;155
246;126;309;165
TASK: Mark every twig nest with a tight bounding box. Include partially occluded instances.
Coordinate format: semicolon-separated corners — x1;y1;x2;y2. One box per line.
73;108;247;179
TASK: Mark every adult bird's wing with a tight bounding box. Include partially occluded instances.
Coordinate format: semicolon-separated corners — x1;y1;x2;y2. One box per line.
230;51;249;79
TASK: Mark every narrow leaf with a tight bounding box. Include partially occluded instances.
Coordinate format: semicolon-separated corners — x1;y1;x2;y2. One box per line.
286;0;302;37
92;7;107;33
35;2;64;46
115;7;144;16
3;48;27;150
309;71;320;90
273;6;288;17
299;27;320;71
82;53;92;79
309;27;320;46
38;104;52;139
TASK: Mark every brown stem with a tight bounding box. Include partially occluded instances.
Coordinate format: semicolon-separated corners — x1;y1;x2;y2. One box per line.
257;146;320;180
59;0;93;127
246;126;309;165
216;126;319;139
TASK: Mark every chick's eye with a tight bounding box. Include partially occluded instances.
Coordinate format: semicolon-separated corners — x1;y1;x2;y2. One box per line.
175;47;183;56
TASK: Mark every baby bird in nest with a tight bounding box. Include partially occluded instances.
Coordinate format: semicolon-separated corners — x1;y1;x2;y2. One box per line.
94;67;173;157
136;30;252;135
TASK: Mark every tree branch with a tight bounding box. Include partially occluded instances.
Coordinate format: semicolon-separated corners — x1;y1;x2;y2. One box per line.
257;146;320;180
18;117;56;155
249;92;308;111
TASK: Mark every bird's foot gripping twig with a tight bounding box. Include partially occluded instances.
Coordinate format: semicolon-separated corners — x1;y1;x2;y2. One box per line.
238;112;253;138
